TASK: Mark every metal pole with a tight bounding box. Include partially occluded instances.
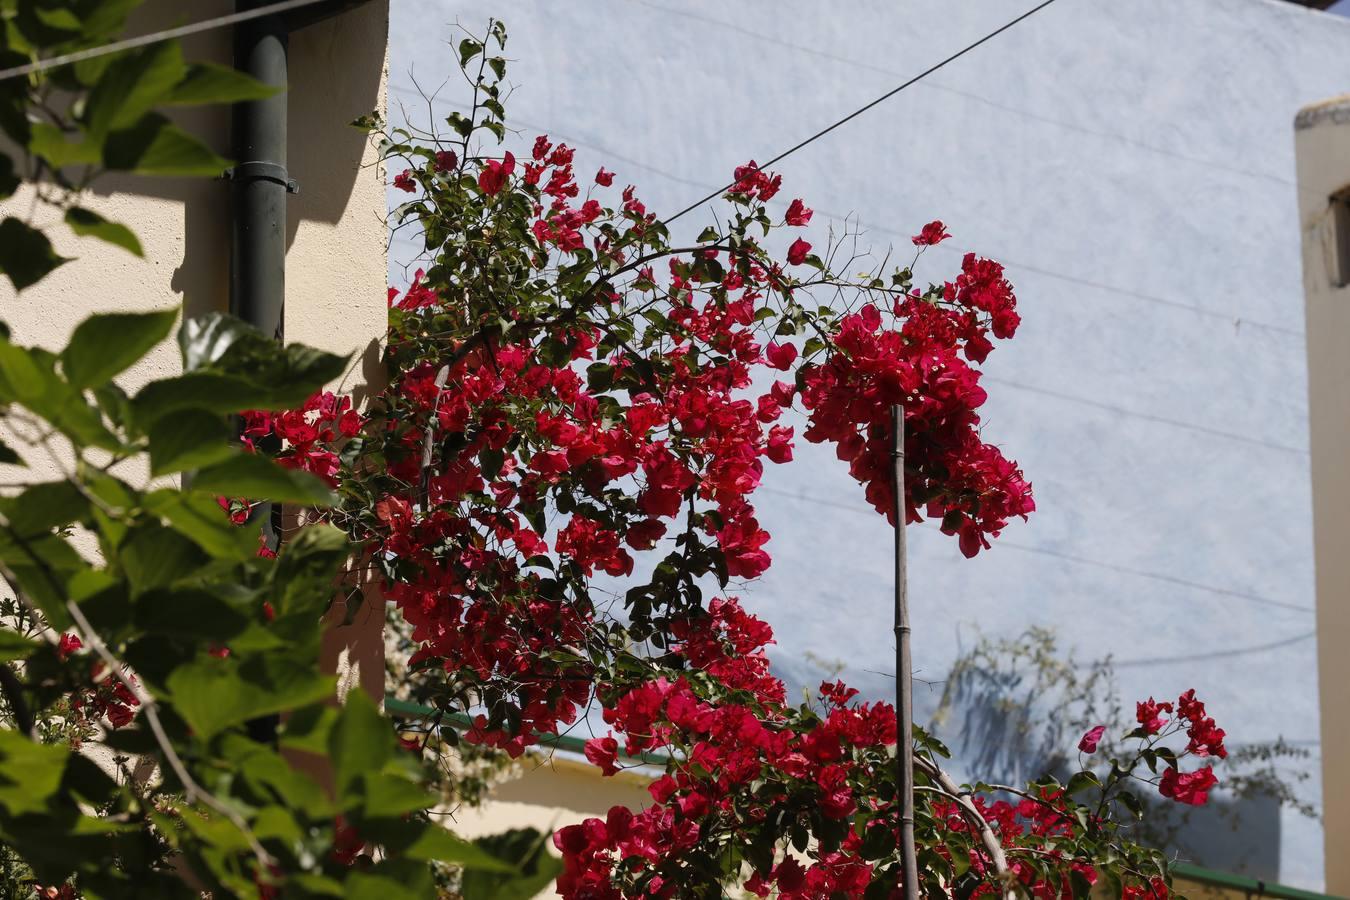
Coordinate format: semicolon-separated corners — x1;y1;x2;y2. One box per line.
891;404;919;900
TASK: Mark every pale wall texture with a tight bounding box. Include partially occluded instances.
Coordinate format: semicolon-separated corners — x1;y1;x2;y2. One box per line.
388;0;1350;889
0;0;389;394
0;0;391;731
1295;94;1350;896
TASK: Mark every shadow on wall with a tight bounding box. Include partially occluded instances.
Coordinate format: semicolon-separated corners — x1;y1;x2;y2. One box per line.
87;0;386;323
1153;790;1282;882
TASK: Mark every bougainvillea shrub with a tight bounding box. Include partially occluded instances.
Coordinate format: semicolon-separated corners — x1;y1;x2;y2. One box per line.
246;23;1224;898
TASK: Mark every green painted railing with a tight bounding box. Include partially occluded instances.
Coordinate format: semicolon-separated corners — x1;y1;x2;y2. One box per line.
383;696;672;767
1172;862;1342;899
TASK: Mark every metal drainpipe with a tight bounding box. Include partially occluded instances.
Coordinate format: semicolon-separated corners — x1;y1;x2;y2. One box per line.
229;0;294;564
229;0;293;347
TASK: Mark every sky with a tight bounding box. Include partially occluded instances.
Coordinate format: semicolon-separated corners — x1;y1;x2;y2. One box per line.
386;0;1350;889
1332;0;1350;14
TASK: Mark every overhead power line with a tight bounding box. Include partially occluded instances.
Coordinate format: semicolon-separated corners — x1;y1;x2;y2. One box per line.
1107;630;1315;669
0;0;329;83
634;0;1302;193
663;0;1061;223
756;485;1315;614
393;90;1304;341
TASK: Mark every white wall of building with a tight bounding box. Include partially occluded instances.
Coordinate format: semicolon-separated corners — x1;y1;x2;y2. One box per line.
389;0;1350;888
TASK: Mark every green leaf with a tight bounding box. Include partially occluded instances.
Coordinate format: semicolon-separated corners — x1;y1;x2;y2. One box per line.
147;409;234;476
168;63;281;105
119;524;208;595
460;828;564;898
167;657;334;741
104;113;230;176
27;123;102;169
64;207;143;257
344;861;435;900
0;729;68;815
144;489;257;560
83;40;187;137
458;38;483;68
0;217;70;292
358;772;436;818
329;689;390;798
0;341;118;449
133;588;248;641
191;453;337;506
0;629;38;662
61;309;176;389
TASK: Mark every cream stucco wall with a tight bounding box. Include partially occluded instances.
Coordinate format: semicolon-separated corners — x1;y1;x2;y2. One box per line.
0;0;389;395
0;1;390;694
450;753;657;900
1296;95;1350;896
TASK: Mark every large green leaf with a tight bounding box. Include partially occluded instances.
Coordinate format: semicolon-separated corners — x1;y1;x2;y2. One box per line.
179;314;349;387
0;729;68;816
328;689;390;798
190;453;337;506
0;217;69;291
0;341;119;449
83;40;186;138
143;489;257;560
168;63;281;105
28;122;102;169
64;207;143;257
460;828;564;899
146;409;234;476
167;657;335;742
0;629;39;662
61;309;176;389
103;113;230;177
118;523;208;595
133;588;249;641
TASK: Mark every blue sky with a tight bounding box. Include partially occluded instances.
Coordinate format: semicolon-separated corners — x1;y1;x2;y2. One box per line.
1331;0;1350;14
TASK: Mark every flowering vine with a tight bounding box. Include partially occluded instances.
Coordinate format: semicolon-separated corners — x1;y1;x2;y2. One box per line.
246;22;1225;898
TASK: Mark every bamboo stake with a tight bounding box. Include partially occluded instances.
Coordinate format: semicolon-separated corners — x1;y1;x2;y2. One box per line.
891;404;919;900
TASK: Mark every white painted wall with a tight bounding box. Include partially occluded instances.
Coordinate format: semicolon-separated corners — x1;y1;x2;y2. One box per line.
389;0;1350;889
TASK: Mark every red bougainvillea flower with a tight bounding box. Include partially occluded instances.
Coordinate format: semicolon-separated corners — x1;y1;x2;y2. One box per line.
478;151;516;195
57;633;82;661
434;149;458;172
584;735;621;776
785;198;813;226
1158;765;1217;806
393;170;416;193
787;238;811;265
1078;725;1106;753
765;341;798;371
911;219;951;246
595;167;615;186
1136;697;1172;735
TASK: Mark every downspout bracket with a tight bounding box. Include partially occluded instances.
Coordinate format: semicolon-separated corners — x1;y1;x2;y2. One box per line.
223;160;299;194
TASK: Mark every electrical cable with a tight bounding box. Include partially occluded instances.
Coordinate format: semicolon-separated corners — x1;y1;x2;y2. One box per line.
0;0;329;83
756;485;1315;614
390;87;1305;341
1107;630;1315;668
663;0;1061;224
633;0;1302;192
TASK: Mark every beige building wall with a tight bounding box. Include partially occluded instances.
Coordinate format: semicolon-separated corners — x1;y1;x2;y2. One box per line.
1296;94;1350;896
450;754;656;900
0;1;390;692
